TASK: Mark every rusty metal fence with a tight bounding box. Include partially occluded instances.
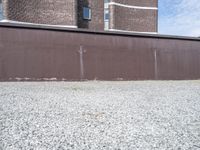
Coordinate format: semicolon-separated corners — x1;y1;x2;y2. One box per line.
0;23;200;81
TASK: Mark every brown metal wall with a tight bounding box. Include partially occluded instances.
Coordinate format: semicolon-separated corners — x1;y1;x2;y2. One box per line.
0;26;200;81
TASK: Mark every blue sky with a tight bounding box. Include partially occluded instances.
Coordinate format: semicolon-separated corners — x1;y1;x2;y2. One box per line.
159;0;200;37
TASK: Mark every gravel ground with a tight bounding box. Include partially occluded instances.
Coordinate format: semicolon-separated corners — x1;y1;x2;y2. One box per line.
0;81;200;150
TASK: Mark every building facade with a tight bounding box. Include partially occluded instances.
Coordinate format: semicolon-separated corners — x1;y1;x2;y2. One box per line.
107;0;158;33
78;0;104;30
1;0;77;28
0;0;158;33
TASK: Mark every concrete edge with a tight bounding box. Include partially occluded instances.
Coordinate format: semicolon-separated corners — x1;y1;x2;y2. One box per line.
0;22;200;41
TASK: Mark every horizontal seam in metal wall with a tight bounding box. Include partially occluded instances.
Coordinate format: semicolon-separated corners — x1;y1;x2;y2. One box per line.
109;2;158;10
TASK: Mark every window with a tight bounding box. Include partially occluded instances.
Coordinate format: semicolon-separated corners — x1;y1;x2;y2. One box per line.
104;10;109;21
0;0;3;20
104;0;110;9
104;21;109;30
83;7;91;20
104;0;110;30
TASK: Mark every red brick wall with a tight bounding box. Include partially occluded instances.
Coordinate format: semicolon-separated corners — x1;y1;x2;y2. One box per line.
109;5;157;32
2;0;77;26
78;0;104;31
2;0;158;32
109;0;158;32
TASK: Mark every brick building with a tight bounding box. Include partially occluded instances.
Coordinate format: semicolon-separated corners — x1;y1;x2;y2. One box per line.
107;0;158;33
0;0;77;28
0;0;158;33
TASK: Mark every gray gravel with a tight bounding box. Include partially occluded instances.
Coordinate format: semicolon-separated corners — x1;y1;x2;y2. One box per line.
0;81;200;150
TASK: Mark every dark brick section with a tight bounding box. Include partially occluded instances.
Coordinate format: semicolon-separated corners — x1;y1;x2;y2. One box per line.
111;0;158;7
78;0;104;31
2;0;77;26
109;0;158;32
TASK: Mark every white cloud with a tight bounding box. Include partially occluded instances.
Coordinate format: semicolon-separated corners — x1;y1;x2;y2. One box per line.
159;0;200;37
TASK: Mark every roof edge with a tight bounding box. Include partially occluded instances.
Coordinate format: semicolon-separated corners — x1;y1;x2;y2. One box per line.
0;22;200;41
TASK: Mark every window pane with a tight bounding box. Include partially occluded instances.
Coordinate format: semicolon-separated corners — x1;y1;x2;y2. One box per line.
83;7;91;20
105;13;109;20
104;0;110;3
104;0;110;9
104;9;109;21
104;21;109;30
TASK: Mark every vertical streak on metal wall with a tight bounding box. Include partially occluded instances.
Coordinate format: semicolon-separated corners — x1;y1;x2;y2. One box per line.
79;45;85;80
154;49;158;80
